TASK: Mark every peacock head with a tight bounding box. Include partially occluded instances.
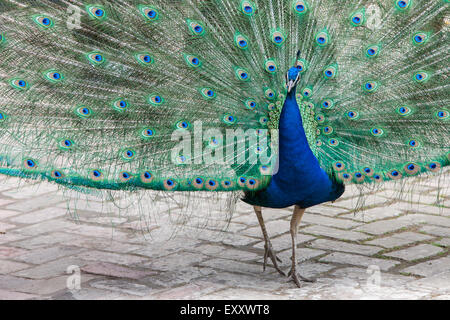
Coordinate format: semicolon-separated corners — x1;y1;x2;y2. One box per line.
286;50;301;93
286;67;300;93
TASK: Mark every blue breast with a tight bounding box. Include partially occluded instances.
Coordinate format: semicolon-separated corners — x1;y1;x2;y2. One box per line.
243;87;345;209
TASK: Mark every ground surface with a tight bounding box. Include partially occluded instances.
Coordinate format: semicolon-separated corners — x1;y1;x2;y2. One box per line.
0;172;449;300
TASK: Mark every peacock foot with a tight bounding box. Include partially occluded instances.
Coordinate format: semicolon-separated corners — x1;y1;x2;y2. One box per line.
262;241;285;276
287;262;316;288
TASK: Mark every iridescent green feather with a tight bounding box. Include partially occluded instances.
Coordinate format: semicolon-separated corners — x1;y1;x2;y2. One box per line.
0;0;448;196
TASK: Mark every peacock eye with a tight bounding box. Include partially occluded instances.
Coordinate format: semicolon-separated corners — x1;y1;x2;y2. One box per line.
86;5;107;20
187;20;206;36
241;1;256;16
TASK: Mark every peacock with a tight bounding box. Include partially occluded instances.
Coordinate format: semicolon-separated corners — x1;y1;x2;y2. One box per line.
0;0;448;287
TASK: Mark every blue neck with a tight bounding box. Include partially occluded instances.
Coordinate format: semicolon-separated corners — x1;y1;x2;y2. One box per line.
243;85;345;208
277;87;320;182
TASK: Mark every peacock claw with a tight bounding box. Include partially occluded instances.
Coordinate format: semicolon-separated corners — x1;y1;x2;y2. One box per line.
288;265;316;288
263;242;285;276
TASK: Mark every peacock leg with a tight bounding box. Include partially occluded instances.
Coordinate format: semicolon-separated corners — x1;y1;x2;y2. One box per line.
253;206;286;276
288;205;316;287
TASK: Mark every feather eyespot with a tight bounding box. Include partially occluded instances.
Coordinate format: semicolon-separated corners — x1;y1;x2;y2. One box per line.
293;1;308;14
86;5;106;20
413;71;430;83
86;52;106;66
323;126;333;135
346;110;359;120
388;169;402;180
366;45;380;58
184;54;202;68
316;114;325;123
90;169;104;181
163;179;177;190
354;172;365;183
148;94;164;106
363;81;379;93
295;59;308;73
33;15;54;28
206;179;219;191
315;30;330;46
245;99;257;110
139;6;159;21
51;170;64;179
340;172;353;182
397;106;412;116
235;33;250;49
271;31;286;46
135;53;153;66
24;159;38;170
321;99;334;109
187;20;205;36
404;163;420;175
408;139;420;148
10;79;29;90
371;127;384;137
176;120;190;130
200;88;216;99
235;67;250;81
436;110;449;120
222;180;234;189
246;178;259;190
396;0;411;11
240;1;256;16
112;99;128;112
264;59;278;74
44;70;64;83
267;103;276;111
238;177;247;188
333;162;346;171
121;149;136;161
0;112;7;123
176;155;189;165
350;10;365;27
363;167;374;177
223;114;237;125
141;128;155;139
59;139;74;150
412;32;429;46
140;171;154;184
301;87;313;98
192;177;204;189
259;117;268;126
259;165;272;175
373;174;382;182
74;106;93;119
119;171;133;183
264;88;276;100
323;65;338;79
427;162;441;173
328;138;339;147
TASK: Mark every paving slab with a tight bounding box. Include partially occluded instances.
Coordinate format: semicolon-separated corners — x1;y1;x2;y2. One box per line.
383;244;444;261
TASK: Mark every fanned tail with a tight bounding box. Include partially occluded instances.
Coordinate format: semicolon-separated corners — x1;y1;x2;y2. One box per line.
0;0;448;196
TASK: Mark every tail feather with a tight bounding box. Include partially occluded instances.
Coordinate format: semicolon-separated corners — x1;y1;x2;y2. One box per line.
0;0;448;193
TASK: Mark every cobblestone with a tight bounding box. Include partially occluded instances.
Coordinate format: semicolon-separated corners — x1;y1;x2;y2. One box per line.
310;239;383;255
0;173;448;299
319;252;400;271
400;257;450;277
301;225;371;241
383;244;444;261
365;232;435;248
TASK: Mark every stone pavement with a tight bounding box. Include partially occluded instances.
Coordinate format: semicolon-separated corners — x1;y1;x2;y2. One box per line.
0;172;449;300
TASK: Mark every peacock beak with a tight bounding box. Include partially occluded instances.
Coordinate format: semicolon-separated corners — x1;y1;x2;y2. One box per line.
286;72;300;93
